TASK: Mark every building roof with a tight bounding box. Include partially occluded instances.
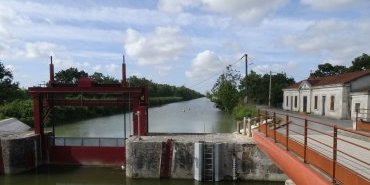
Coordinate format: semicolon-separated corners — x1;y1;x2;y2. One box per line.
286;69;370;89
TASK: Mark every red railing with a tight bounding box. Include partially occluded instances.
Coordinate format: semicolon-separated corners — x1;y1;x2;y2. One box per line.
257;109;370;185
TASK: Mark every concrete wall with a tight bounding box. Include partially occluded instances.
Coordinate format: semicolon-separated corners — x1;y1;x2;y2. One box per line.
0;133;40;174
125;135;286;182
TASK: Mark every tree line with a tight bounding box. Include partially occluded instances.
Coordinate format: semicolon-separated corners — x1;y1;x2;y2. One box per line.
0;65;203;126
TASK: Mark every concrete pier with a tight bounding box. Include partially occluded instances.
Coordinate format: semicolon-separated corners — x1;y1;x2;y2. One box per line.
125;133;287;181
0;118;41;174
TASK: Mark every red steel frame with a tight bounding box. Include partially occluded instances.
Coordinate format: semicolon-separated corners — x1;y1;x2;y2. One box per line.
28;56;149;163
256;110;370;185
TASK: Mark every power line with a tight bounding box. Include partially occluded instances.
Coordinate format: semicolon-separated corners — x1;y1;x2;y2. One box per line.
186;55;249;89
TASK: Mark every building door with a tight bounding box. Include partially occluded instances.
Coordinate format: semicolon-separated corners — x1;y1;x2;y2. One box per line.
303;96;307;112
322;96;326;116
290;96;293;111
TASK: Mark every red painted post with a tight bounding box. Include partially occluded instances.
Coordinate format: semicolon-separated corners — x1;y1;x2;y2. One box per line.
265;110;268;137
286;115;289;151
273;112;276;143
332;125;338;183
32;95;41;134
49;56;54;84
304;118;308;163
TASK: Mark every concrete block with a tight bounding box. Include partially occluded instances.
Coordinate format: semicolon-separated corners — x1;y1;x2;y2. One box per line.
125;141;162;178
1;134;40;174
171;142;194;179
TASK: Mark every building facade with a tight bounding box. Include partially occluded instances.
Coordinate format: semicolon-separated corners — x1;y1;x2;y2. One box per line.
282;70;370;120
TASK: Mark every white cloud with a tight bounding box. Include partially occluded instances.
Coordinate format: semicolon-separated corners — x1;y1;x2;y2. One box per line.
158;0;288;22
301;0;367;11
283;19;370;65
124;26;189;66
105;64;118;73
158;0;199;13
252;61;298;74
202;0;288;22
24;42;57;58
156;65;172;76
185;50;227;79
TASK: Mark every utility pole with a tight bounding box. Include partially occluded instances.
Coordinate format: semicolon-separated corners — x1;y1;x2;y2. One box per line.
244;53;248;104
269;71;272;107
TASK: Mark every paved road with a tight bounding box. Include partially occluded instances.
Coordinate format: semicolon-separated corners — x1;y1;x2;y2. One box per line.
259;107;370;181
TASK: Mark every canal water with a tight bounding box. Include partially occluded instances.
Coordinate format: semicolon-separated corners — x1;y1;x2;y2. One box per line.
55;97;235;137
0;98;284;185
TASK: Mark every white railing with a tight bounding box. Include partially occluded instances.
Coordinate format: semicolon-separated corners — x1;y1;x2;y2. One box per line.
50;137;125;147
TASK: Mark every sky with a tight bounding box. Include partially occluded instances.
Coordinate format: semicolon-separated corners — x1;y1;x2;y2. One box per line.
1;0;369;93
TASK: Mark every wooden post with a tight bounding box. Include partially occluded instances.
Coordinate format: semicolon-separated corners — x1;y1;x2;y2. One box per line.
247;118;252;137
332;125;338;183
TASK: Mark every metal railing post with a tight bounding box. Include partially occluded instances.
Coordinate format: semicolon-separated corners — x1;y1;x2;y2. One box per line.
247;118;252;137
243;117;247;135
286;115;289;151
265;110;268;137
332;125;338;183
273;112;276;143
355;110;358;131
304;118;308;163
258;111;261;132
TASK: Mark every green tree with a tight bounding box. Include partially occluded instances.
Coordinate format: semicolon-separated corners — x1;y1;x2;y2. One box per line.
89;72;119;83
239;71;294;106
0;61;27;104
348;53;370;72
211;65;241;112
310;63;348;77
55;67;88;84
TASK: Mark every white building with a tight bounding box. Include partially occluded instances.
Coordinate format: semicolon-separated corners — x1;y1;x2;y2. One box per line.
283;70;370;120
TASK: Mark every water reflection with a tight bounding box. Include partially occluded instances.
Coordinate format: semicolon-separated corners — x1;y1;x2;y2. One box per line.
0;166;283;185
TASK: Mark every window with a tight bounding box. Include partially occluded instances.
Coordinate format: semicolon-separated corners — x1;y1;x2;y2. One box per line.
286;96;288;107
355;103;360;113
314;96;318;109
294;96;297;108
330;96;335;111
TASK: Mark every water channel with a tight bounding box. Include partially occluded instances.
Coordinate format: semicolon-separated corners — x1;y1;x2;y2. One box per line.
0;98;284;185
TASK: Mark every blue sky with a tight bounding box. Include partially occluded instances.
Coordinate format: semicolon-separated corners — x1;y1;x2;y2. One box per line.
1;0;369;93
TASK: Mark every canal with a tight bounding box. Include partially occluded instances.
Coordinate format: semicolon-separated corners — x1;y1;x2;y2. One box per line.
0;98;284;185
55;97;235;137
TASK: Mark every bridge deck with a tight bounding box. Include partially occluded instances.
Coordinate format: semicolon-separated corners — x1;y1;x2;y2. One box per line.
256;109;370;185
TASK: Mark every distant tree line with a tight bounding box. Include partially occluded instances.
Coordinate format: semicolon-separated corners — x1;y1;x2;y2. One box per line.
0;65;203;127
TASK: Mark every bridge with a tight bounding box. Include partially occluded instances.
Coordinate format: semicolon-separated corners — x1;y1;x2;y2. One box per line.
254;109;370;185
